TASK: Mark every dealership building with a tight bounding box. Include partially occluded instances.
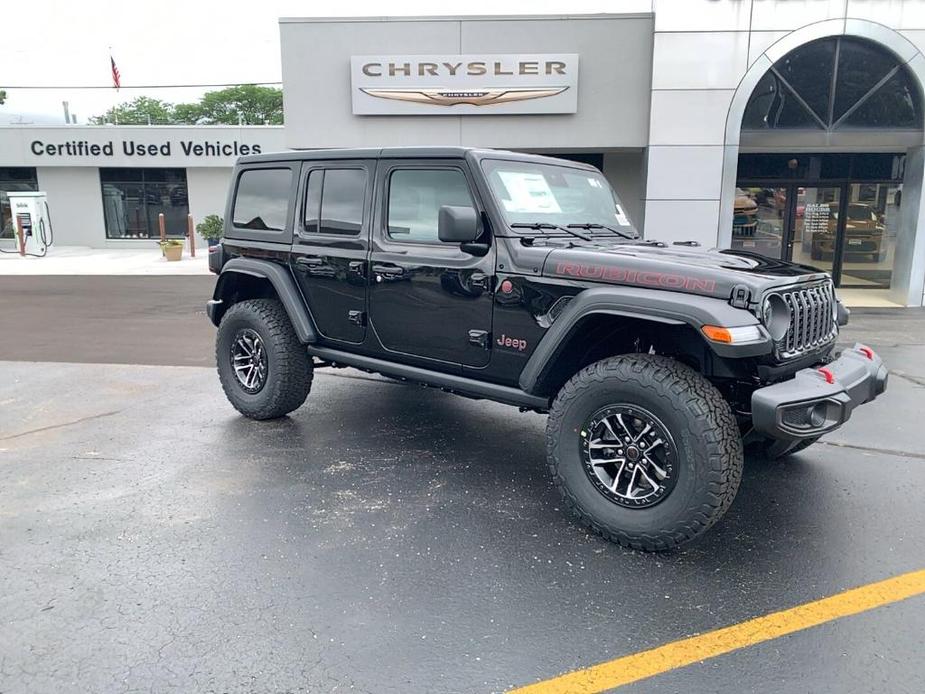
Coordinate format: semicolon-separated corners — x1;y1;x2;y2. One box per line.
4;0;925;306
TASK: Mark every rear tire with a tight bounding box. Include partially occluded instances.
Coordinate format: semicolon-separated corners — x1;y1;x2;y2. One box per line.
216;299;313;420
546;354;743;551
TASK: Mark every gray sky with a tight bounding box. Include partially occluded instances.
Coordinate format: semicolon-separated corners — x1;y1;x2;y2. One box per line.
0;0;646;124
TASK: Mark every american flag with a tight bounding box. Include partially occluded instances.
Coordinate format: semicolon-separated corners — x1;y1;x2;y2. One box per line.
111;55;121;90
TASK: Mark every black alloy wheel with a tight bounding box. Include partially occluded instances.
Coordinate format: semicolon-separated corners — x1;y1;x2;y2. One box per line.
581;404;678;508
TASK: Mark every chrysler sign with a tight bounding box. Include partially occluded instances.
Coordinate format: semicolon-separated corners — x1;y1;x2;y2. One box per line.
350;54;579;115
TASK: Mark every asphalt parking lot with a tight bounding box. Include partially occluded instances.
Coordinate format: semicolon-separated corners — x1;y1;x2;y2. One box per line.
2;277;925;693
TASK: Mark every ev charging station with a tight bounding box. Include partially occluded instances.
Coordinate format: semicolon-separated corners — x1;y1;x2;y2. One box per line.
5;191;54;257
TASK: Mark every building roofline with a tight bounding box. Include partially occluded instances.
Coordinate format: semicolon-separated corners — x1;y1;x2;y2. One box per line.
0;124;285;130
279;13;652;24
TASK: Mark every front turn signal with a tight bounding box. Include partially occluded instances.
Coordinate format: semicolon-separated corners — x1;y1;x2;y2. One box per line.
701;325;763;344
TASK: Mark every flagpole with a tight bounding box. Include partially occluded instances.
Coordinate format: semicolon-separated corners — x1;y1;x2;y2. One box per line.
109;46;119;124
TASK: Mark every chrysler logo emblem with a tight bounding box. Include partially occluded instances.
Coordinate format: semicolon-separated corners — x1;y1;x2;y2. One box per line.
359;86;569;107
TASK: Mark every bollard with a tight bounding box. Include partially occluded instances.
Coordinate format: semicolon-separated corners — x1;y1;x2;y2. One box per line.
187;214;196;257
158;213;166;243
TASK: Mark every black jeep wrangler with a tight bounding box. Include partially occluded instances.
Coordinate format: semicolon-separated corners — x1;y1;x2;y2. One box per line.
207;147;887;551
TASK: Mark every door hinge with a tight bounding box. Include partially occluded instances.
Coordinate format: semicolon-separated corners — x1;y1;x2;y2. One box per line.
348;260;365;276
469;272;491;291
348;310;366;326
468;329;490;349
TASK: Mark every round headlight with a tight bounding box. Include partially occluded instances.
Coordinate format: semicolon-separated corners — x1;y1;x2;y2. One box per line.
762;294;791;342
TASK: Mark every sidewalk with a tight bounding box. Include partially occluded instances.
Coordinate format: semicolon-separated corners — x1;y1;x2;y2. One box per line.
0;245;210;275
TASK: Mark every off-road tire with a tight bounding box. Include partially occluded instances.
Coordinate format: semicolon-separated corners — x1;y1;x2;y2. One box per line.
216;299;313;420
546;354;743;551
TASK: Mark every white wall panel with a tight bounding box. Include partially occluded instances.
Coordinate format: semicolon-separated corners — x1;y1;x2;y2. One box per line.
36;168;106;248
645;146;725;200
747;31;790;66
847;0;925;30
750;0;847;31
653;0;751;32
649;90;733;145
642;199;721;245
652;32;750;90
187;168;234;245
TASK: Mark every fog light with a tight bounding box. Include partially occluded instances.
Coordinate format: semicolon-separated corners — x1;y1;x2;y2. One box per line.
809;402;828;428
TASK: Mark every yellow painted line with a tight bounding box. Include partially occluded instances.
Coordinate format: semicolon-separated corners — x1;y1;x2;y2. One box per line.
510;568;925;694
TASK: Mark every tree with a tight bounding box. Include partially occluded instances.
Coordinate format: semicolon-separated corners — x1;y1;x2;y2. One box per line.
89;96;174;125
174;85;283;125
0;89;6;105
90;86;284;125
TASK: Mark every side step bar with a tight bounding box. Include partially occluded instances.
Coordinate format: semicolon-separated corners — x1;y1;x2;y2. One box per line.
306;346;550;411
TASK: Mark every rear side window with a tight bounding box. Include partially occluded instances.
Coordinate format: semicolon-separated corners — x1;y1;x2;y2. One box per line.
387;169;473;243
302;168;367;235
233;168;292;231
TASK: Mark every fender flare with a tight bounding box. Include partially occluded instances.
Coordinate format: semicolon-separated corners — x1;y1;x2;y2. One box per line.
211;257;318;343
518;286;771;394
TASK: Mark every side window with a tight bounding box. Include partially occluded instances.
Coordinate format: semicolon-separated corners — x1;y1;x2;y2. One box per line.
232;168;292;231
387;168;474;243
302;170;322;232
320;169;366;235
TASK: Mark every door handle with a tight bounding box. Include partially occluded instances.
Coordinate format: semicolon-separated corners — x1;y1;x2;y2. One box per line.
295;256;323;268
372;264;404;277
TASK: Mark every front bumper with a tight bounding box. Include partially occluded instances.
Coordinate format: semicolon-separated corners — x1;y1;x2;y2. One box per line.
751;343;888;442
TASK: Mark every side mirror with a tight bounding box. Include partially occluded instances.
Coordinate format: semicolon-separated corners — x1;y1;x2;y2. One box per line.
438;205;480;243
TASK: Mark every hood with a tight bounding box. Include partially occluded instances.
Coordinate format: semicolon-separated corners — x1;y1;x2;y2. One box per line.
542;240;828;302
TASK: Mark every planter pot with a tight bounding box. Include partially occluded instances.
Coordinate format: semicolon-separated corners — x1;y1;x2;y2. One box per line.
163;244;184;262
207;238;221;248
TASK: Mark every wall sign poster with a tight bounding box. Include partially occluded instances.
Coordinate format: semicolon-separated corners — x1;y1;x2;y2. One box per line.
803;203;831;238
497;171;562;214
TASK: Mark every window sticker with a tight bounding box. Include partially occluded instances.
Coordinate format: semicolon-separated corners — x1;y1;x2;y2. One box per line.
614;203;631;227
497;171;562;214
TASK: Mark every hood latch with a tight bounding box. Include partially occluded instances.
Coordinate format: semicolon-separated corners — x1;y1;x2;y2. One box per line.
730;284;751;309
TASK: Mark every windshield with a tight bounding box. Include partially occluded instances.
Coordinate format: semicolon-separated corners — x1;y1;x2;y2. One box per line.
480;158;636;233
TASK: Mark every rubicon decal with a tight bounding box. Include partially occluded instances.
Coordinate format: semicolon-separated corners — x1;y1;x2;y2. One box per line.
554;262;717;293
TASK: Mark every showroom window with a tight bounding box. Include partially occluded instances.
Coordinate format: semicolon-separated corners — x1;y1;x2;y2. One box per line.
1;167;39;239
101;168;189;239
742;37;923;131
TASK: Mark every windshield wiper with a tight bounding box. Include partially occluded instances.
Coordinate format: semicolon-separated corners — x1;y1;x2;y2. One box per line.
567;222;637;240
510;222;592;241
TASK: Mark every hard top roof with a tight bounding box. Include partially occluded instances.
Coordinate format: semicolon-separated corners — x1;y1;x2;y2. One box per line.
236;146;598;170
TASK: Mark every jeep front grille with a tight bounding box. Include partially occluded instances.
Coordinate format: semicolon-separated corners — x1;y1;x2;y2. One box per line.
772;281;837;360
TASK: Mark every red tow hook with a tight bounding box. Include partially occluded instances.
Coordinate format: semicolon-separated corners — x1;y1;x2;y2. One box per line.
817;366;836;384
859;346;875;360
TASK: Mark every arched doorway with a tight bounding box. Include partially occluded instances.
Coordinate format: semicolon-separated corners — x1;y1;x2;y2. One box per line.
730;35;923;296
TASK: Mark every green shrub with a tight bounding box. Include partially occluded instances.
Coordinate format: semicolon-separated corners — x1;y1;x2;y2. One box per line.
196;214;224;240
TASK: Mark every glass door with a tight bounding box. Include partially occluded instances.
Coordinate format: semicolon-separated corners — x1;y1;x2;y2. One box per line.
789;186;841;276
837;183;899;289
732;186;790;258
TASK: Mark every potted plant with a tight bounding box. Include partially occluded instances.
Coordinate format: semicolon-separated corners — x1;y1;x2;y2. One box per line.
160;238;184;262
196;214;224;247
